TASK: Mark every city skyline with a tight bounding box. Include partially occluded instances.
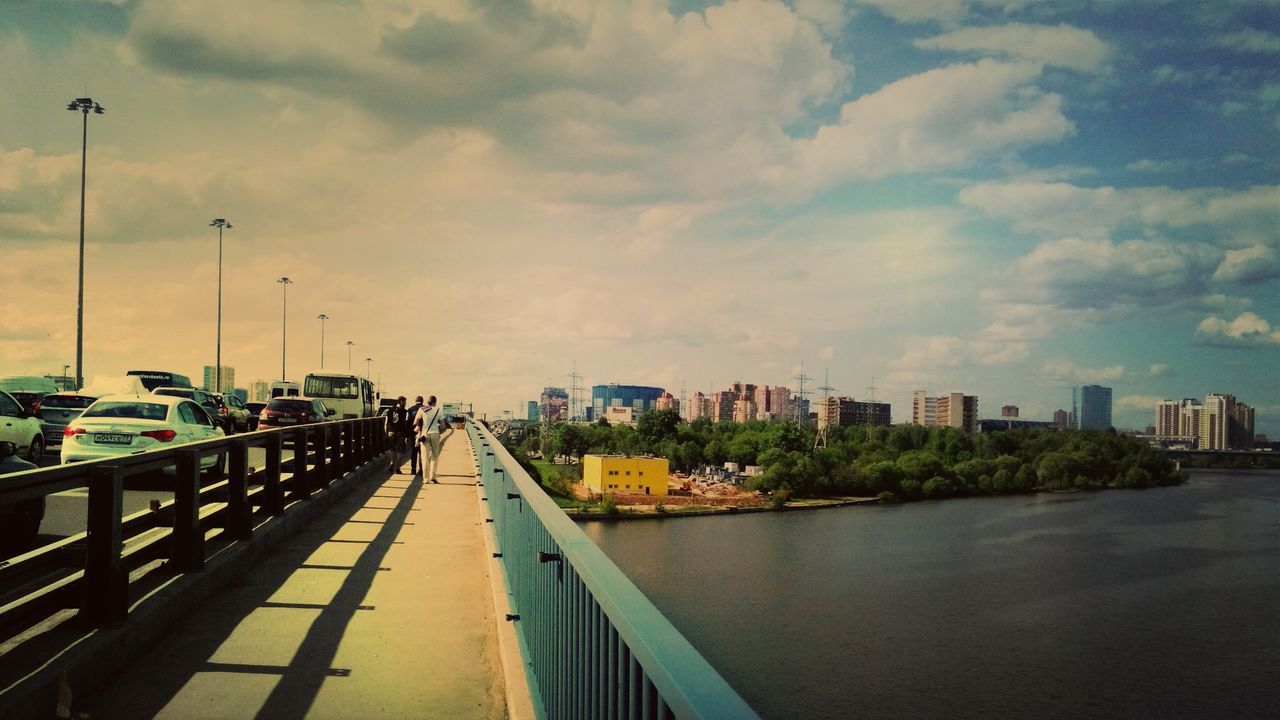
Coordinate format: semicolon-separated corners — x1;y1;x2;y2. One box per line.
2;1;1277;437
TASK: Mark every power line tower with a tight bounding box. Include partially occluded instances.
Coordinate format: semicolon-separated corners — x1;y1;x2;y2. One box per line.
679;381;687;420
567;362;583;422
792;361;813;425
814;368;837;450
865;376;877;402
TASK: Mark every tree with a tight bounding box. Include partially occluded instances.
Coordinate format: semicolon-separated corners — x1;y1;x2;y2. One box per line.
637;408;681;446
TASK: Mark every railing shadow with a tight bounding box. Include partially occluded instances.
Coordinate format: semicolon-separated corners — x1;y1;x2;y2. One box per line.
79;471;422;719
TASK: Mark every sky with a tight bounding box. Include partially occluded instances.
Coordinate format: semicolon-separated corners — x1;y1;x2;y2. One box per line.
1;0;1277;436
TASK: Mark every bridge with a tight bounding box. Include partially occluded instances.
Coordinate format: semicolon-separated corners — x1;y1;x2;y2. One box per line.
0;419;756;719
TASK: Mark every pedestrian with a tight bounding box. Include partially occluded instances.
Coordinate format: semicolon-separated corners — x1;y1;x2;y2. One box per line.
387;396;408;472
413;395;446;483
406;395;424;475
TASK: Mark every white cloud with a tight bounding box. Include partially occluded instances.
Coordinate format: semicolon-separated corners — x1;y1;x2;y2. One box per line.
817;345;836;360
1148;363;1173;377
1212;29;1280;54
1116;394;1164;411
915;23;1111;72
1194;312;1280;348
1212;245;1280;284
1037;360;1125;383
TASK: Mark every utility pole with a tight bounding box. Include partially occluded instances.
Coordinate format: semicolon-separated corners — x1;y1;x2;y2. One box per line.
814;368;836;450
792;362;812;424
276;277;292;381
67;97;105;390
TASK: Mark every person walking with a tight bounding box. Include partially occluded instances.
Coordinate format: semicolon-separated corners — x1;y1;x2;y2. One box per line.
414;395;446;483
387;396;408;473
406;395;424;475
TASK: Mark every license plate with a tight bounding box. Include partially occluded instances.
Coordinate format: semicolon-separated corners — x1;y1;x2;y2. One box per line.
275;417;297;424
94;433;132;445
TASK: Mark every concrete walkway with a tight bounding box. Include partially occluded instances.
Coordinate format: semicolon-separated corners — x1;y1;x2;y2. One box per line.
78;429;507;719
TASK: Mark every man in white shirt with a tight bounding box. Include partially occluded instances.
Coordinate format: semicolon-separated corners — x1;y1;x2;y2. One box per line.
413;395;445;482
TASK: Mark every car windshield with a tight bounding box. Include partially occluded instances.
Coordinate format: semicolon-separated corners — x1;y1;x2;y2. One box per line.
83;402;170;421
43;395;97;409
267;400;314;412
153;388;193;398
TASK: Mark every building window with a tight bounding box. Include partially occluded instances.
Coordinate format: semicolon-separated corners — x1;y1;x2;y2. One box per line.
638;471;644;476
626;470;631;476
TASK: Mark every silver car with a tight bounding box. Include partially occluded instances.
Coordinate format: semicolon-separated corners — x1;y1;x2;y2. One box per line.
38;392;98;447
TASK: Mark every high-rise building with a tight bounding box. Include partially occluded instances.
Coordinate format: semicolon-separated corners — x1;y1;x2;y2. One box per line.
1053;409;1070;428
1179;399;1202;438
250;380;270;403
1077;385;1113;430
913;391;977;432
685;392;711;421
819;396;892;430
591;384;666;418
203;365;236;394
732;399;757;423
1156;400;1180;437
1200;394;1232;450
1001;405;1019;418
1230;402;1255;449
527;401;539;422
711;391;736;423
655;391;678;414
541;387;569;422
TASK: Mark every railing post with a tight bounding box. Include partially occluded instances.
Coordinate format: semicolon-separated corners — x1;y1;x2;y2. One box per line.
264;431;284;515
173;449;204;571
343;421;355;473
82;465;126;626
292;427;311;500
227;439;252;540
315;425;330;488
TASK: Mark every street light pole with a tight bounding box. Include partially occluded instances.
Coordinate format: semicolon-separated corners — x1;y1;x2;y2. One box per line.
62;364;70;390
346;340;354;370
210;219;232;392
67;97;105;390
365;357;372;379
317;314;329;368
277;277;293;381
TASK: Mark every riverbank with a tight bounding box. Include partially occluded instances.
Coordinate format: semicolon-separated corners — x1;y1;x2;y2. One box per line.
565;495;880;521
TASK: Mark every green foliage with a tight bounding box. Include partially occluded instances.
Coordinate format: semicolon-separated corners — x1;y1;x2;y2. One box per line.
598;494;619;515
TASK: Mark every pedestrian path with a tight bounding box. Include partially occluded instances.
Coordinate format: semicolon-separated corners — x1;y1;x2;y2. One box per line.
78;429;506;719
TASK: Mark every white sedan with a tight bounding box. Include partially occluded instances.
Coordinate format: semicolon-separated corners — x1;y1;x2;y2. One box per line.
61;394;225;469
0;390;45;463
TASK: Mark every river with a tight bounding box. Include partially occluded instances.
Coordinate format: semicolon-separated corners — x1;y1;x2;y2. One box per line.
581;469;1280;719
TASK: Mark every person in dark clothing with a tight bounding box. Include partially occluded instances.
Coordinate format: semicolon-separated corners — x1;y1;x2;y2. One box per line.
387;396;408;472
405;395;424;474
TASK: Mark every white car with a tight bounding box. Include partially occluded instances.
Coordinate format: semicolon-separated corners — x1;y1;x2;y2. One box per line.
60;394;225;470
0;390;45;463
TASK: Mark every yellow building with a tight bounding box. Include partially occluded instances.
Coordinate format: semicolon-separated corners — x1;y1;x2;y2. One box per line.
583;455;669;496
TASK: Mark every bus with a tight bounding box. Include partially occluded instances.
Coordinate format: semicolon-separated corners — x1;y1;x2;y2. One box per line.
126;370;193;392
302;371;374;419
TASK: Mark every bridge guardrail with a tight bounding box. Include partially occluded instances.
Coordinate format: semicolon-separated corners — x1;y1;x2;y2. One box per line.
467;420;758;720
0;417;387;637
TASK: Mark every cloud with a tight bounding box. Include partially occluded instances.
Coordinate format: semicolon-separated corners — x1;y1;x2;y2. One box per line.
1212;245;1280;284
817;345;836;360
1148;363;1173;377
1116;394;1164;411
1037;359;1125;384
1194;312;1280;348
915;23;1111;72
987;237;1220;311
1212;29;1280;54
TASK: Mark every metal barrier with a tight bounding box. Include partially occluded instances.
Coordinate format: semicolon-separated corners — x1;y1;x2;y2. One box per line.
0;417;387;636
467;420;757;720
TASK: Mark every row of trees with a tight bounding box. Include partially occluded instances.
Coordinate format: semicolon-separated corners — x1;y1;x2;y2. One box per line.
515;409;1185;501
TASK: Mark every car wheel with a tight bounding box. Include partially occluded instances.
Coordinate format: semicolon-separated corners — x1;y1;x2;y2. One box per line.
26;435;44;464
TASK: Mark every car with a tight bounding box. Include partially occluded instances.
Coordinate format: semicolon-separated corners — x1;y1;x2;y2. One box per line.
38;391;99;447
0;390;46;463
215;394;252;434
0;376;59;416
245;402;267;431
377;398;399;417
257;397;335;429
152;387;227;433
60;394;225;469
0;440;44;555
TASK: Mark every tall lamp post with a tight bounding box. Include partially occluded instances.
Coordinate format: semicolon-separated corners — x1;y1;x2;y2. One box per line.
67;97;105;390
316;314;329;368
62;364;70;390
346;340;355;370
277;277;293;381
210;218;232;392
365;357;372;379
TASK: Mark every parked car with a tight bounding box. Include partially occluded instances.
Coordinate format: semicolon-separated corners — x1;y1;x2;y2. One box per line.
211;393;251;434
60;394;224;469
0;440;44;555
245;402;267;431
151;387;226;433
0;390;45;463
39;392;99;448
257;397;334;429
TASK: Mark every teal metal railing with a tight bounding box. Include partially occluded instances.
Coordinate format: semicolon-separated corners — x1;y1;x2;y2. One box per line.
467;421;758;720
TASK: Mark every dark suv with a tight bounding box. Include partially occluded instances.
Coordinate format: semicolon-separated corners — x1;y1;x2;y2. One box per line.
213;393;251;434
258;398;334;428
